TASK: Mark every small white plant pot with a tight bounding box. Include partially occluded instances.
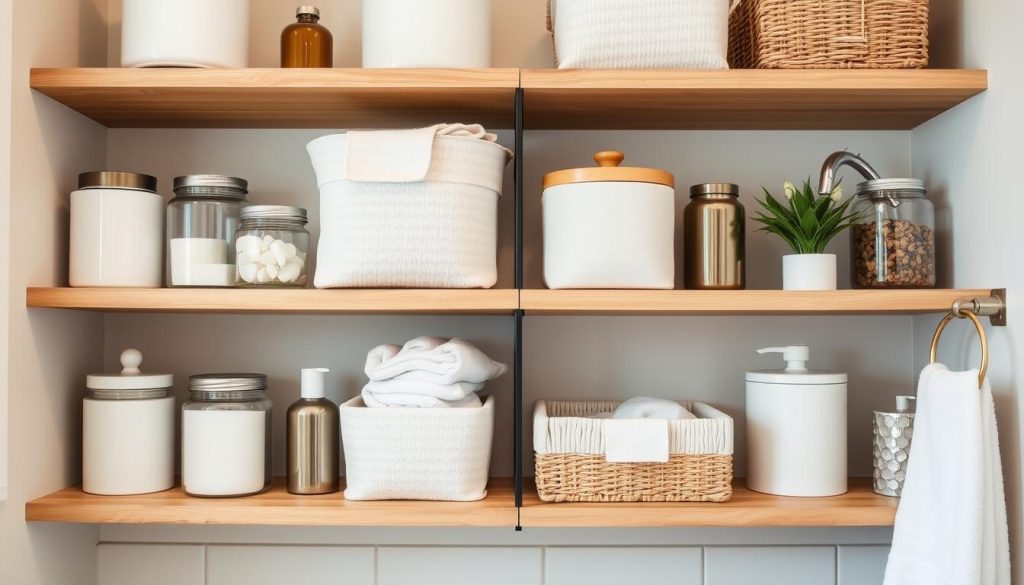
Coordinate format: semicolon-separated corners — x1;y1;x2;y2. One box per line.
783;254;837;290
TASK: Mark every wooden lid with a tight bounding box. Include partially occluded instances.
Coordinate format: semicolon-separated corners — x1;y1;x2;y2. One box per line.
542;151;675;190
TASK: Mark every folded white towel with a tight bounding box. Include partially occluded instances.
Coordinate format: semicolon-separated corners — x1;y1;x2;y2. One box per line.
343;124;499;184
613;397;695;420
883;364;1010;585
364;379;483;401
360;386;482;408
365;337;507;385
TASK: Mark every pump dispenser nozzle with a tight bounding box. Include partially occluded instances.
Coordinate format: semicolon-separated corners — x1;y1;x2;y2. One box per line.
757;345;810;373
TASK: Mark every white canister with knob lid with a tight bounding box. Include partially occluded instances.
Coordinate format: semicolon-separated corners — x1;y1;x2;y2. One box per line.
746;345;847;497
83;349;175;496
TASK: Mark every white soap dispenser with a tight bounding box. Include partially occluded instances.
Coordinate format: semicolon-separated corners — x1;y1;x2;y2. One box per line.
746;345;848;497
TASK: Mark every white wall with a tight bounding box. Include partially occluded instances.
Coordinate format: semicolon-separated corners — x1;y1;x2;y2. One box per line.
910;0;1024;578
0;0;108;584
0;0;12;504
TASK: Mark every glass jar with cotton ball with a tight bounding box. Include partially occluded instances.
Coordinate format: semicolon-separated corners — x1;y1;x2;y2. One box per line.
234;205;309;287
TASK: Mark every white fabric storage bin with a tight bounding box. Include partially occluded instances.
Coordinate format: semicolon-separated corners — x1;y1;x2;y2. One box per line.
548;0;732;69
307;127;511;288
543;151;675;289
340;396;494;501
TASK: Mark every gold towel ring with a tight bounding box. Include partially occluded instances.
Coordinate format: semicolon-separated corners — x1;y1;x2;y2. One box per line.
929;308;989;389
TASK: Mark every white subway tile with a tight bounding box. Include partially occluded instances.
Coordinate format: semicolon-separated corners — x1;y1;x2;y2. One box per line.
838;546;889;585
706;546;836;585
206;545;373;585
98;544;204;585
378;547;542;585
545;547;702;585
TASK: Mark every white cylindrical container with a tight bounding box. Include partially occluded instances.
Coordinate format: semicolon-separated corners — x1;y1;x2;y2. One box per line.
746;345;847;497
121;0;250;68
70;172;163;288
783;253;838;290
542;151;675;289
83;349;174;496
362;0;490;68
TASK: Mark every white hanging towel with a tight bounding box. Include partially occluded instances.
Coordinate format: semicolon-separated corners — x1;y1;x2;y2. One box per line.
883;363;1010;585
365;337;507;384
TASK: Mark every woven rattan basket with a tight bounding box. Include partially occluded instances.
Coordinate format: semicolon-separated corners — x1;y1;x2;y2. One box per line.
728;0;929;69
533;400;734;502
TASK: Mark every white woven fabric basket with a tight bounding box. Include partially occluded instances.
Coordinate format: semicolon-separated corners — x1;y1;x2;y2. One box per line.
340;396;494;501
548;0;733;69
307;132;510;288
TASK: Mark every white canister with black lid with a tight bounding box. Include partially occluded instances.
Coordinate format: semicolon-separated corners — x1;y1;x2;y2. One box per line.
83;349;174;496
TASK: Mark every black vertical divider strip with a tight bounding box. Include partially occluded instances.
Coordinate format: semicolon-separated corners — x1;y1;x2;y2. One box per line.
513;88;525;528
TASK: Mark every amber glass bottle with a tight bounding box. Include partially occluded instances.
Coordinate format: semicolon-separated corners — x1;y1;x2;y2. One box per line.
281;6;333;68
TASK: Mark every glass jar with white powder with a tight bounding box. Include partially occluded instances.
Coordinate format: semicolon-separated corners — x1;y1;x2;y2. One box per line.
166;175;249;287
182;374;272;497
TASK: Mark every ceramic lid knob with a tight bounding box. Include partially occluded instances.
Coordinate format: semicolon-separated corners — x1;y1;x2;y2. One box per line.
120;348;143;375
594;151;625;167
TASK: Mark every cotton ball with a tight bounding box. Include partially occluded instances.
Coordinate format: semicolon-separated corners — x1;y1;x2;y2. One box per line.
238;262;259;283
260;234;274;252
256;267;270;283
270;239;293;267
236;235;262;260
265;263;279;280
259;249;276;267
277;262;300;283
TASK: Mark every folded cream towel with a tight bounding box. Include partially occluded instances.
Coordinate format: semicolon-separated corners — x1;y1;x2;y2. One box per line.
883;364;1010;585
343;124;499;183
365;337;507;385
363;379;483;401
613;397;695;420
360;386;482;408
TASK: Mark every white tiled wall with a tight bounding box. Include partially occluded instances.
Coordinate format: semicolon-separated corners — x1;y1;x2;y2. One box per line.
98;543;890;585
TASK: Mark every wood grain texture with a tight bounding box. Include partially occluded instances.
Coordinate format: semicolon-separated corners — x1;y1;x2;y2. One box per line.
26;287;520;315
521;69;987;129
520;478;897;527
30;68;520;129
26;478;517;526
520;289;993;315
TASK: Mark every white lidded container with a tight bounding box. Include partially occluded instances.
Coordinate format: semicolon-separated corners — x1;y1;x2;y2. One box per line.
746;345;847;497
306;126;511;288
121;0;250;68
83;349;174;496
363;0;490;68
543;151;675;289
70;172;163;288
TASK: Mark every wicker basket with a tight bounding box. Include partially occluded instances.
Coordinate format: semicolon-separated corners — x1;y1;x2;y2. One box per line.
533;400;733;503
728;0;929;69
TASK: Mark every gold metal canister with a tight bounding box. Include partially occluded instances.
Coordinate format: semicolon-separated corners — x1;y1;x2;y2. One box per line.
683;183;745;290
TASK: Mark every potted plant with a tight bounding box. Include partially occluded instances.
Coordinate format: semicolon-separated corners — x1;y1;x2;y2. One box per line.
753;178;861;290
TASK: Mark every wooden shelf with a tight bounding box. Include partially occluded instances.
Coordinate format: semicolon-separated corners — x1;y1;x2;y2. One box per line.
26;287;519;315
520;288;992;315
30;68;520;128
521;69;987;129
26;478;517;526
519;478;897;527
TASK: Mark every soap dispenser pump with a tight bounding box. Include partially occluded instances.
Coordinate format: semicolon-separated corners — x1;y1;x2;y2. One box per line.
286;368;340;495
746;345;848;497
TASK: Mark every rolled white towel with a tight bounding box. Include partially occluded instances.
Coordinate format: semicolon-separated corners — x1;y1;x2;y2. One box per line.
363;379;483;401
613;397;695;420
365;337;507;384
361;386;482;408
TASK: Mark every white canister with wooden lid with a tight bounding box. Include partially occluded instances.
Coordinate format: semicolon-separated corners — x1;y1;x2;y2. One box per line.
542;151;675;289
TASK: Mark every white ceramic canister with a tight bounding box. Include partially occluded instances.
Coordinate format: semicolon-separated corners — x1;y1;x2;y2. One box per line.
746;345;847;497
362;0;491;68
121;0;250;68
83;349;174;496
70;172;163;288
542;151;675;289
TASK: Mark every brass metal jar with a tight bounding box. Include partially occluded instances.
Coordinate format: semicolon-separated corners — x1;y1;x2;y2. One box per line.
683;183;745;290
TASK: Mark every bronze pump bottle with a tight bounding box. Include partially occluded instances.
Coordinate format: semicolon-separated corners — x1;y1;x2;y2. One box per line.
287;368;340;495
281;6;333;68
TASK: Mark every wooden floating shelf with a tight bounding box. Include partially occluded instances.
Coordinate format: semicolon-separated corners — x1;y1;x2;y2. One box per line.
30;68;986;130
26;287;520;315
25;478;517;527
519;479;897;527
520;288;992;315
521;69;988;130
29;68;520;129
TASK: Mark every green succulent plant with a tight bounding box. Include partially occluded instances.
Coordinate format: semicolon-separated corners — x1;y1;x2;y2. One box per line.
753;178;862;254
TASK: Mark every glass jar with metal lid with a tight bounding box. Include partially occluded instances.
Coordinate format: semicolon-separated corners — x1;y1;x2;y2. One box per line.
683;182;745;290
850;179;935;288
166;175;249;288
182;373;272;497
234;205;309;287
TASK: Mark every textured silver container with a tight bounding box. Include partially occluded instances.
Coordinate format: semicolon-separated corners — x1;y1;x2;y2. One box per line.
873;396;916;497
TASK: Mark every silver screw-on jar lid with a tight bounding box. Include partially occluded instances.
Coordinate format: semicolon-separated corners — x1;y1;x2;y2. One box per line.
690;182;740;197
240;205;308;223
78;171;157;193
855;178;926;195
189;373;267;393
173;175;249;198
297;5;320;17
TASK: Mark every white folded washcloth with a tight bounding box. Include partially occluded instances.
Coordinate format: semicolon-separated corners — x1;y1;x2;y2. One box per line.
343;124;498;184
360;386;482;408
612;397;695;420
883;363;1010;585
365;337;507;385
363;379;483;401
